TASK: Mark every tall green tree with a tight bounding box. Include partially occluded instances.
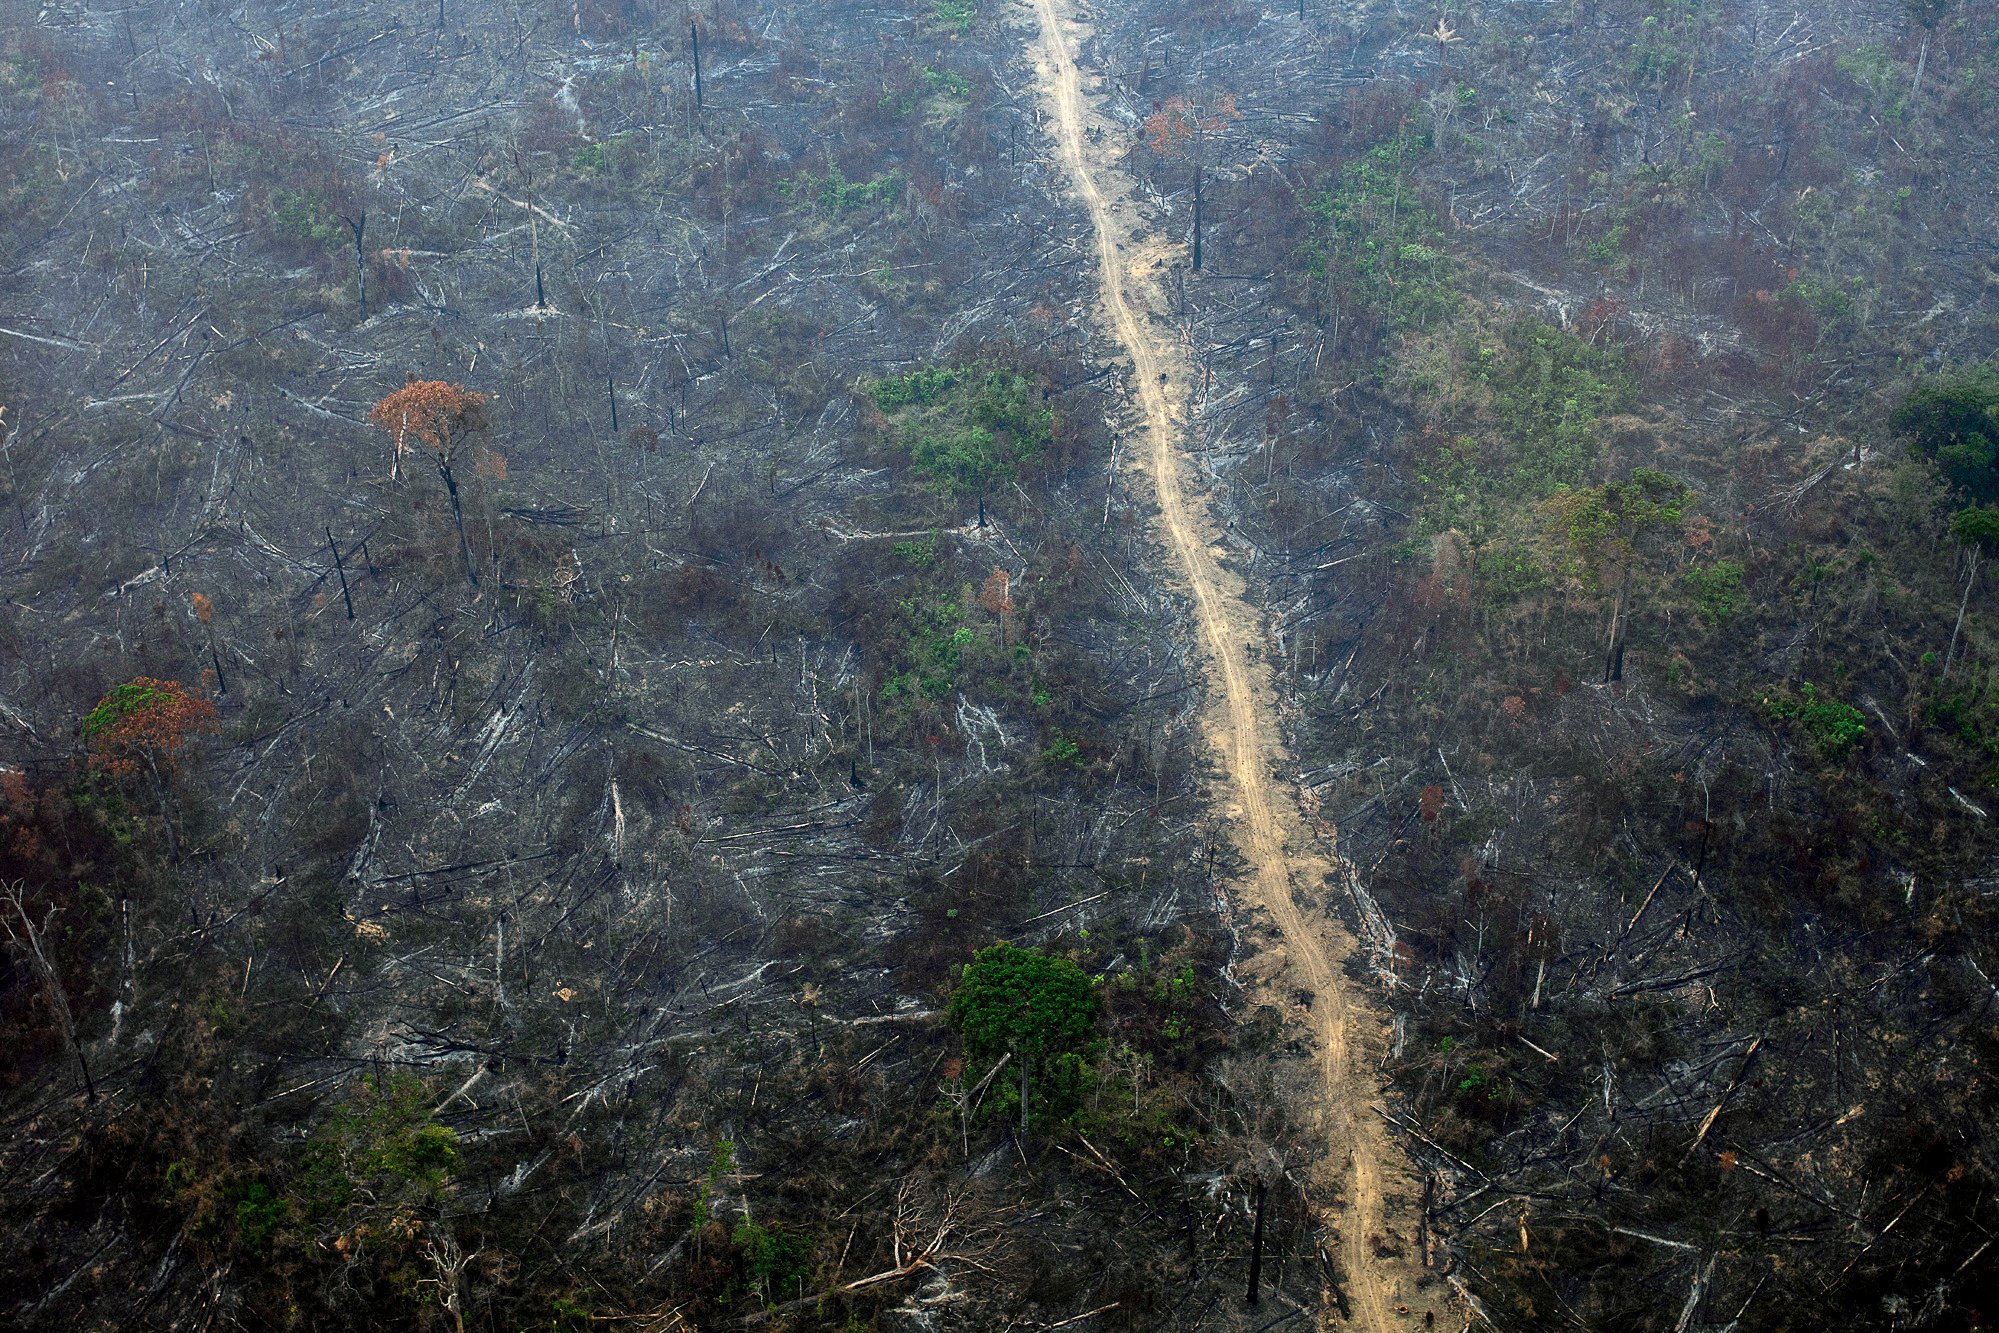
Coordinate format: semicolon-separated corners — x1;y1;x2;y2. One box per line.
1895;366;1999;504
947;942;1100;1133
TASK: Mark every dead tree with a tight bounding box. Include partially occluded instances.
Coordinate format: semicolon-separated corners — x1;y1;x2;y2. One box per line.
438;457;479;587
2;879;96;1103
340;212;367;319
327;527;356;619
1246;1175;1267;1303
691;20;703;110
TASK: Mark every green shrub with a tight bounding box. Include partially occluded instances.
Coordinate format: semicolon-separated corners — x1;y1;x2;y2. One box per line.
732;1220;812;1307
1041;733;1081;765
864;363;1053;506
1540;468;1689;585
1684;560;1745;623
1953;505;1999;553
785;163;904;217
1301;134;1457;332
880;595;976;701
270;189;344;249
1766;682;1867;762
293;1074;459;1224
931;0;976;33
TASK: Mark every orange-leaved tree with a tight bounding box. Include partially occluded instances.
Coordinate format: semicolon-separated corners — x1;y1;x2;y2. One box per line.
369;376;490;587
82;677;218;780
368;376;489;481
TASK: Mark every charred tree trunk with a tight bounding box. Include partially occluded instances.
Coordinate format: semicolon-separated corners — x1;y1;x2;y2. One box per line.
1946;546;1979;680
342;212;367;320
327;527;355;620
1192;164;1203;272
2;883;97;1104
1603;565;1632;684
1246;1177;1267;1303
692;21;703;110
439;459;479;587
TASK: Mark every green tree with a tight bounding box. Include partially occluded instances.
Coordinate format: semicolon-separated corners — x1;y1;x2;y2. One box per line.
866;364;1053;525
293;1074;460;1260
1894;366;1999;505
948;942;1100;1132
1950;504;1999;553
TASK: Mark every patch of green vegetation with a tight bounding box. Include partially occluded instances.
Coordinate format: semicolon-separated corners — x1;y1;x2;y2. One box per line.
1896;365;1999;505
270;189;344;249
1951;505;1999;552
1684;559;1745;623
293;1074;459;1223
1585;222;1629;265
1041;733;1081;765
1689;131;1731;190
864;363;1053;507
891;532;939;566
570;132;637;176
781;163;904;217
1151;961;1198;1042
1765;682;1867;762
1630;0;1704;84
1924;685;1999;781
931;0;976;34
1540;468;1689;586
731;1220;812;1308
880;594;976;701
1407;320;1637;575
1782;274;1854;326
691;1140;734;1236
233;1182;285;1253
1836;43;1909;120
880;65;973;117
1485;322;1635;496
82;679;170;739
161;1161;289;1256
1300;133;1456;332
1474;542;1552;603
948;942;1102;1128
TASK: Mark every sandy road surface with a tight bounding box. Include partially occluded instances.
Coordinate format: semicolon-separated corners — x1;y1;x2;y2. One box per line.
1022;1;1448;1325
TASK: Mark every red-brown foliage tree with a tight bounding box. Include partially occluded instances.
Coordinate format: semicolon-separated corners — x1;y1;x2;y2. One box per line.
81;677;219;780
367;377;489;480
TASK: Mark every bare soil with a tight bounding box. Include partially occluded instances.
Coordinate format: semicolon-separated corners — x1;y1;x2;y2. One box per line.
1021;1;1448;1325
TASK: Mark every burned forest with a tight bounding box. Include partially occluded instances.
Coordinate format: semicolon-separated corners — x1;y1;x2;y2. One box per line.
2;0;1998;1328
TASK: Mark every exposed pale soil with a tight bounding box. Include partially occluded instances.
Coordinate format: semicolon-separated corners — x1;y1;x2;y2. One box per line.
1021;1;1449;1325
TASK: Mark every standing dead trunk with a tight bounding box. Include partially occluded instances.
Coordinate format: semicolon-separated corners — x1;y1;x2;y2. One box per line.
1246;1176;1267;1303
327;527;355;620
341;213;367;320
1192;164;1203;272
2;881;96;1103
1945;545;1979;680
691;21;703;110
1603;566;1633;684
439;458;479;587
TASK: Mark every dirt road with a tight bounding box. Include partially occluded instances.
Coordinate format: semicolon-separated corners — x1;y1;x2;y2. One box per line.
1023;1;1446;1325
